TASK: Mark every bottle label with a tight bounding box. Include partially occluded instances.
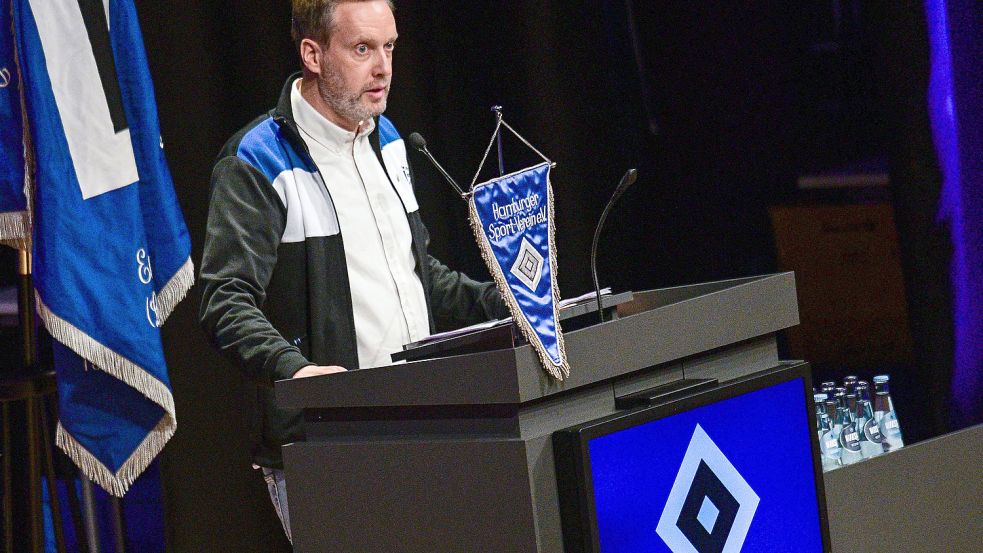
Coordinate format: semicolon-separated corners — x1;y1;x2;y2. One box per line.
879;412;902;438
820;430;840;454
838;423;861;452
863;418;885;444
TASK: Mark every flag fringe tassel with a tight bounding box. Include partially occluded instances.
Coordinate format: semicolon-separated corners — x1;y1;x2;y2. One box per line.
36;258;192;496
36;294;177;415
467;168;569;381
0;211;30;250
56;416;174;497
154;257;194;324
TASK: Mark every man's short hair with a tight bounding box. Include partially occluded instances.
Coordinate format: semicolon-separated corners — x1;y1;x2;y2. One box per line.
291;0;395;49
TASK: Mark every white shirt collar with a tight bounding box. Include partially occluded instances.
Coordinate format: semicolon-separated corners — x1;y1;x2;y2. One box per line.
290;78;376;155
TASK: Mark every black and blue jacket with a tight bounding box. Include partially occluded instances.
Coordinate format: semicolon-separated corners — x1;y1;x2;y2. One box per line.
199;76;505;468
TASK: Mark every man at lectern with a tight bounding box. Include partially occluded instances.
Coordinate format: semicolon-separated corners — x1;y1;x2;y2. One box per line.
198;0;505;541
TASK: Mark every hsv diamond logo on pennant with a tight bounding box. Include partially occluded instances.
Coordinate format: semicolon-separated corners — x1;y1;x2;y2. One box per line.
510;237;544;292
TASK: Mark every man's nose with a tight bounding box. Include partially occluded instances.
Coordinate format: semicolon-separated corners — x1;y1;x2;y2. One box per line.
372;49;391;77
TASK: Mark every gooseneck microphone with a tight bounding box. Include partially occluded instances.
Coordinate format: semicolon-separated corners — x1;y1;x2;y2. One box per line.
407;132;467;198
591;168;638;323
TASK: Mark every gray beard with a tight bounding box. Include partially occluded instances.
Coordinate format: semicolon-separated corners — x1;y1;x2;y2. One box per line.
317;67;387;126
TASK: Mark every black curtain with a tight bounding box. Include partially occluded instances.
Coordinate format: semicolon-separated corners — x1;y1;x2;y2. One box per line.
136;2;948;550
863;1;955;438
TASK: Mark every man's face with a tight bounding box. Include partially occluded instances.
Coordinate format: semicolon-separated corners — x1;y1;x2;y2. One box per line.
316;1;397;130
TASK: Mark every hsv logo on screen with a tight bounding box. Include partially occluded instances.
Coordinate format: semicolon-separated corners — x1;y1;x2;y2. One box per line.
655;425;759;553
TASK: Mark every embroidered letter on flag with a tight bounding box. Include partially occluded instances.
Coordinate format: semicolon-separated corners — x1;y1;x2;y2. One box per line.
469;162;569;379
11;0;192;496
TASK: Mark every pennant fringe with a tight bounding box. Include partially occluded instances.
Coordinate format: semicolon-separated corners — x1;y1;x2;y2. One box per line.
468;165;569;380
56;415;174;497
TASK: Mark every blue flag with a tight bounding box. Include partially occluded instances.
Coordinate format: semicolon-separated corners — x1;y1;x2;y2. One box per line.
469;162;569;379
0;0;28;249
12;0;192;496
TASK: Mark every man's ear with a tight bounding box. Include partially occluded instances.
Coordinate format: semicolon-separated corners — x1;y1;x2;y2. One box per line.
299;38;323;75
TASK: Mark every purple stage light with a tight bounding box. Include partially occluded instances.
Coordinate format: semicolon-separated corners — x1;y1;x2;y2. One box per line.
926;0;983;427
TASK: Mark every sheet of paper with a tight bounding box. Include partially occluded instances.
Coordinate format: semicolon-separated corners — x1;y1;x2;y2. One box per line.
414;287;613;345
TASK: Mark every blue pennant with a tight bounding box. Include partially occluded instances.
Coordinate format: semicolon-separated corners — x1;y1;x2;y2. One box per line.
469;162;569;379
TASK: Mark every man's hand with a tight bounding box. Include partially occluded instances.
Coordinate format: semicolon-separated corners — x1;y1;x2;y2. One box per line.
292;365;347;378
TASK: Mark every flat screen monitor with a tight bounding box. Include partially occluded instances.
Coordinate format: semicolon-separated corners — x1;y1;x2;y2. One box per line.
553;364;830;553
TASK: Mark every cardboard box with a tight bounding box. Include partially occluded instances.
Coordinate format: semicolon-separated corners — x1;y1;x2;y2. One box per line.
769;203;914;367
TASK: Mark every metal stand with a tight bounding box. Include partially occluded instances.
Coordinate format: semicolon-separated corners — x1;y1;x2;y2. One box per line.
80;479;101;553
110;497;127;553
1;400;12;553
0;249;126;552
0;250;66;553
4;248;126;553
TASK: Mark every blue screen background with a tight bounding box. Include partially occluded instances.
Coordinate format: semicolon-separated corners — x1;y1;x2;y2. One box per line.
587;378;824;552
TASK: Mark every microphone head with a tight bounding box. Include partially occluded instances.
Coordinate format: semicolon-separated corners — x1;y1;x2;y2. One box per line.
622;168;638;189
407;132;427;151
614;168;638;197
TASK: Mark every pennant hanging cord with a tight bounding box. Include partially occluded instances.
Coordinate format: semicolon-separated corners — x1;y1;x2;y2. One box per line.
469;115;554;191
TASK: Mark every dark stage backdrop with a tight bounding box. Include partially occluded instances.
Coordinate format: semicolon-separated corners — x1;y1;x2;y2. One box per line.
133;2;949;551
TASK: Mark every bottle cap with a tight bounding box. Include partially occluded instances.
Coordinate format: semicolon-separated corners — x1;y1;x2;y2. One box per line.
814;393;828;402
873;375;890;384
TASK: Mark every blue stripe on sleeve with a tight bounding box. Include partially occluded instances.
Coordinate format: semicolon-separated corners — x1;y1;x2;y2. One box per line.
236;118;312;182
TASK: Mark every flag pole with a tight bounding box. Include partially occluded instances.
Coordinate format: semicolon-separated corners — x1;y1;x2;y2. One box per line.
17;248;75;553
17;249;34;368
16;248;44;553
14;253;104;553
